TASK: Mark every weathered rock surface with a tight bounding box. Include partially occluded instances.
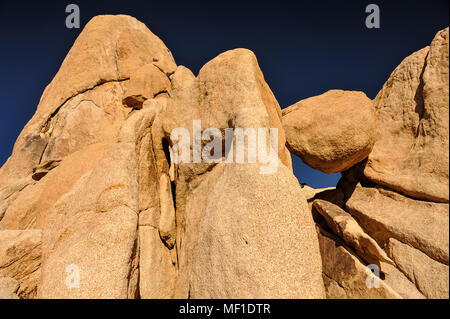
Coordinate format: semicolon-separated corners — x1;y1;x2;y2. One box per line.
0;14;447;300
0;277;20;299
0;15;176;186
153;49;321;298
139;226;177;299
0;15;177;299
364;27;449;203
302;185;335;202
313;199;393;271
282;90;376;173
38;103;165;298
23;19;313;299
306;28;449;298
380;263;426;299
318;226;401;299
0;143;112;230
158;48;292;173
388;238;449;299
346;184;449;265
0;230;42;299
38;147;140;298
189;163;325;298
122;63;172;109
306;185;427;299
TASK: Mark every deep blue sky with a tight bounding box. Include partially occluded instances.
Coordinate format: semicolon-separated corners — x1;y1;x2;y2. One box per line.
0;1;448;188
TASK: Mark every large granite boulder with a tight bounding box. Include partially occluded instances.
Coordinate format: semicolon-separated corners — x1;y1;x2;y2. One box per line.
282;90;376;173
364;28;449;203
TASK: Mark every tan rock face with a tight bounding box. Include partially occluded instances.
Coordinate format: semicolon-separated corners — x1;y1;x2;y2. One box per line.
38;144;140;299
313;199;393;271
38;103;165;299
0;15;176;186
122;63;172;109
0;277;20;299
0;230;42;299
151;49;322;298
364;27;449;203
3;13;447;301
388;238;449;299
319;29;449;297
346;184;449;266
381;263;426;299
302;185;336;202
0;15;179;299
139;226;177;299
189;163;325;298
159;48;292;172
317;226;401;299
317;216;426;299
0;14;177;230
0;143;112;230
282;90;376;173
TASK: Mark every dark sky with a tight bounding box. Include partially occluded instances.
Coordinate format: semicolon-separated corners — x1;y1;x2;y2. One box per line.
0;0;448;188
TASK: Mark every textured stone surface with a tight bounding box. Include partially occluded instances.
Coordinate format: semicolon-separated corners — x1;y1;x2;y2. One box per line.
1;13;447;300
0;15;178;299
152;49;304;298
158;48;292;173
0;277;20;299
317;226;401;299
38;143;140;299
282;90;376;173
302;185;335;202
313;199;393;271
123;63;171;109
189;163;325;298
0;143;112;230
381;263;425;299
0;230;42;299
139;226;177;299
364;28;449;203
388;238;449;299
322;274;347;299
0;15;176;186
346;184;449;265
38;103;164;298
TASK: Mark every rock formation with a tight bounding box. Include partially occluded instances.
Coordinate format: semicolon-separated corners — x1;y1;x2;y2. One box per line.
0;277;20;299
0;15;322;299
364;28;449;203
0;230;41;298
282;90;376;173
301;27;449;299
0;14;448;299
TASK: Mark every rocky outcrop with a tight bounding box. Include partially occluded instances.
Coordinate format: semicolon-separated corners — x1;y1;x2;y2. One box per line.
282;90;376;173
313;199;394;271
152;48;321;298
189;163;324;298
364;27;449;203
308;27;449;300
0;14;447;300
0;15;176;188
0;15;177;228
346;184;449;265
388;238;448;299
122;64;172;109
0;277;20;299
318;226;401;299
0;230;42;299
0;143;112;230
0;15;325;299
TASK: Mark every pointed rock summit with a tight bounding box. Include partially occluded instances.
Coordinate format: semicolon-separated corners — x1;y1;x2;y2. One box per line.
0;15;324;299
